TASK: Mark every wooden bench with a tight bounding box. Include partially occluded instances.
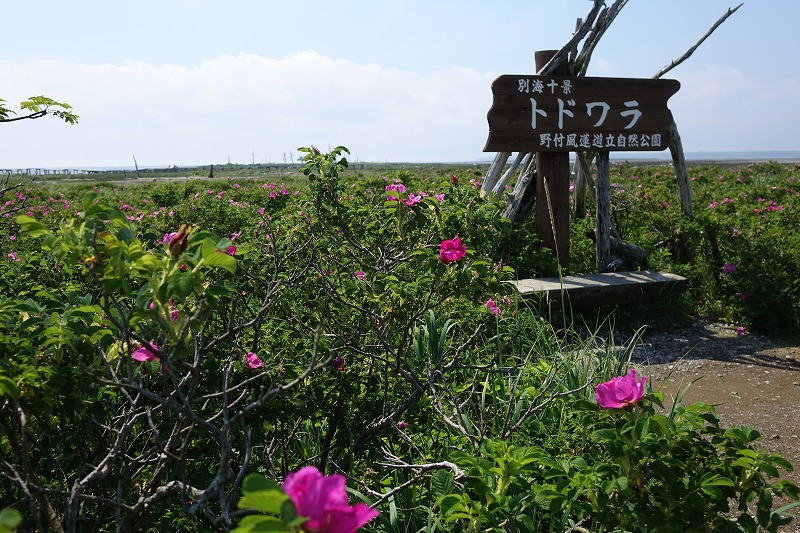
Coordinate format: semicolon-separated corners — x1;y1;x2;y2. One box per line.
509;270;687;310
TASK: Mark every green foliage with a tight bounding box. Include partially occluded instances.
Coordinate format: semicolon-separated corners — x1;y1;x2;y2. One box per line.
571;161;800;334
232;475;299;532
0;95;78;124
0;508;21;533
440;394;799;532
0;149;798;531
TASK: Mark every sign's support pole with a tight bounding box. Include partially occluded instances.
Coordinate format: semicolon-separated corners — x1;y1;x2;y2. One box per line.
534;50;571;268
595;151;611;272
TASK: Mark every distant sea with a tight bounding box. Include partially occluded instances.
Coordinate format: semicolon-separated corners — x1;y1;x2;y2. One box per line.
610;150;800;162
477;150;800;164
7;151;800;173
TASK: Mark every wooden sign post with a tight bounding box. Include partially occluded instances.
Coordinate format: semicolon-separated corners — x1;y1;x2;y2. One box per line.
484;58;679;271
533;51;570;268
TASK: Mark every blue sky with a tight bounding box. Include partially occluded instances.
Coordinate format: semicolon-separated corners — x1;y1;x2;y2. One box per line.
1;1;798;168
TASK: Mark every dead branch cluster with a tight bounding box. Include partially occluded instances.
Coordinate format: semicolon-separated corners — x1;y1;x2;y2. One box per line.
481;1;743;261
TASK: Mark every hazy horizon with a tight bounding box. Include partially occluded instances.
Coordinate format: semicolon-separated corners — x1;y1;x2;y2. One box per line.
4;150;800;174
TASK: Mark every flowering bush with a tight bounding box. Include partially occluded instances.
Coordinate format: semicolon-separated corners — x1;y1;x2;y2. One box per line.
439;376;799;532
1;151;798;531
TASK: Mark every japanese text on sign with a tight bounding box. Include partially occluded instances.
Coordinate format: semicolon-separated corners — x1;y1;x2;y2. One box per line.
484;75;680;152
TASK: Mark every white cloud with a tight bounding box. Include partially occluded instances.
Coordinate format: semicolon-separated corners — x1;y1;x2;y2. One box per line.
670;64;800;151
0;52;496;168
1;54;797;169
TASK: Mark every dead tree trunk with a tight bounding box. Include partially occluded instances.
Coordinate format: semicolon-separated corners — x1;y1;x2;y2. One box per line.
668;121;693;217
492;151;530;196
481;151;511;194
503;156;537;222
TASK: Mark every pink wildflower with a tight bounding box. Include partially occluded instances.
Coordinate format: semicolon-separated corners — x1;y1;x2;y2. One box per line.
131;343;160;363
595;369;647;409
245;352;264;369
405;193;421;206
439;237;466;264
283;466;378;533
486;298;501;317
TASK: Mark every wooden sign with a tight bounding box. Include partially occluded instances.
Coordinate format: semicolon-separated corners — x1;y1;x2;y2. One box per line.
484;75;680;152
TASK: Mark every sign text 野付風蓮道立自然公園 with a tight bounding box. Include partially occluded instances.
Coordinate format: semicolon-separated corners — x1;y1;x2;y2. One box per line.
484;75;680;152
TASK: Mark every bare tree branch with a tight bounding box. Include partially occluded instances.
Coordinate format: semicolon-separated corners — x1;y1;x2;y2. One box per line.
653;3;744;79
538;0;605;75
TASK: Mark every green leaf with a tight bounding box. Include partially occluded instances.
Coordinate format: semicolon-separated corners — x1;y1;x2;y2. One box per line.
0;377;19;399
243;474;280;493
0;508;21;531
15;214;50;238
634;416;650;441
230;515;289;533
703;475;735;488
238;475;289;515
437;494;466;515
168;272;193;298
202;250;237;274
430;469;454;496
731;457;755;469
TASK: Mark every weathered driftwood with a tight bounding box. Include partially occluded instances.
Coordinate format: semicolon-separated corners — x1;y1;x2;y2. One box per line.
483;1;742;271
668;120;693;217
537;0;605;76
649;3;742;218
482;151;512;194
573;0;630;76
652;3;743;79
586;228;649;269
503;157;537;222
493;152;531;196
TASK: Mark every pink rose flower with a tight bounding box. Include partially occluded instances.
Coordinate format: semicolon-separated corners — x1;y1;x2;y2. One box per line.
131;343;160;363
283;466;378;533
439;237;466;264
245;352;264;369
486;298;501;317
405;193;421;206
595;369;647;409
